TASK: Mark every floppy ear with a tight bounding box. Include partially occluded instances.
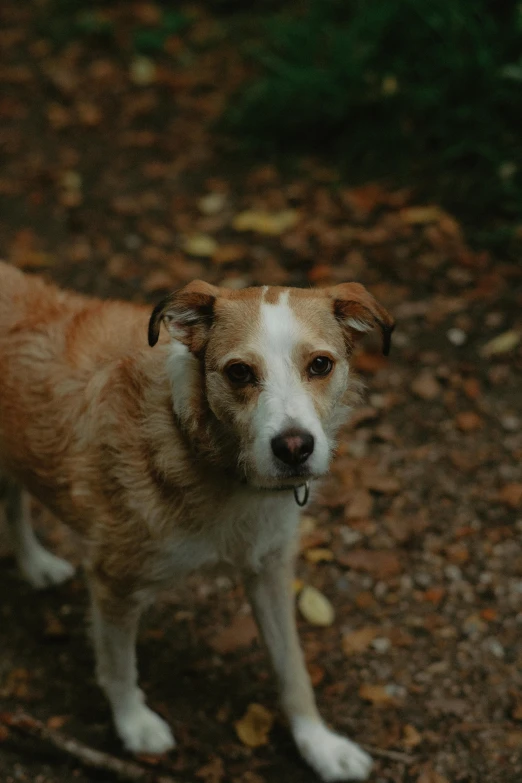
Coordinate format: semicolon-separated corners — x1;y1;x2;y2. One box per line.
329;282;395;356
148;280;219;354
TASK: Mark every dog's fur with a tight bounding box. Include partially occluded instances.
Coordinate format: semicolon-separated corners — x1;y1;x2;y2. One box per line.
0;261;393;782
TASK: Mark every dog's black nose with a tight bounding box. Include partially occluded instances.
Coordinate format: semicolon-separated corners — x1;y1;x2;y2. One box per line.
271;429;315;466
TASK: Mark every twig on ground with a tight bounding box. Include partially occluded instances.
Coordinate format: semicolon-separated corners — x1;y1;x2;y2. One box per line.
361;743;417;765
0;711;182;783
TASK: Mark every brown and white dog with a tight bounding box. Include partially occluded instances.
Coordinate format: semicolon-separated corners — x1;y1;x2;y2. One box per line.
0;260;394;782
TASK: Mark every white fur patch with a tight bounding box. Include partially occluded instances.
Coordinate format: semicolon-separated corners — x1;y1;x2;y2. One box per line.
19;544;75;589
115;698;175;754
251;292;330;479
292;718;372;782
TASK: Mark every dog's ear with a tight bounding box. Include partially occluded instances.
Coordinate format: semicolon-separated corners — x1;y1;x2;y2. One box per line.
328;282;395;356
148;280;219;353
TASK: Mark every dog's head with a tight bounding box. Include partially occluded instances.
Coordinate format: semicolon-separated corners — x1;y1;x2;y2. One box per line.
149;282;394;489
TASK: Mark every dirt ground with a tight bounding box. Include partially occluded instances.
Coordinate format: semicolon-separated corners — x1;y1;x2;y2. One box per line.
1;3;522;783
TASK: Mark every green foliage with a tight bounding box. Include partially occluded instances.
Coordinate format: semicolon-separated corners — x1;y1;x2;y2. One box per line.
133;11;190;54
225;0;522;223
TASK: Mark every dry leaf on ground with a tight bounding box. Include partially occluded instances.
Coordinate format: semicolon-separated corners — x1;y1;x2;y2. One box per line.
234;704;274;748
297;586;335;626
342;626;379;655
208;614;258;655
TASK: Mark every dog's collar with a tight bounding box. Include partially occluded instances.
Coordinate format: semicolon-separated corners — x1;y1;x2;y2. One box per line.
293;482;310;507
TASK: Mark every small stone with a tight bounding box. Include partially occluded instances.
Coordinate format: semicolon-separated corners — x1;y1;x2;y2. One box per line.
482;637;504;658
447;327;467;346
372;637;391;654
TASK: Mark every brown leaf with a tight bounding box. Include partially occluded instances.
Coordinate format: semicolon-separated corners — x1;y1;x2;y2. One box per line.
455;411;483;432
338;549;402;579
307;662;325;687
43;611;67;639
416;763;449;783
196;756;225;783
47;715;70;729
344;489;374;520
208;615;258;655
365;476;401;495
498;483;522;509
411;370;441;401
235;704;274;748
402;724;422;749
342;626;379;655
358;684;398;706
352;352;389;374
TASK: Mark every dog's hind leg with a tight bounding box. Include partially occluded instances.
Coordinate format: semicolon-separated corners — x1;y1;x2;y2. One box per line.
89;575;175;755
1;477;75;588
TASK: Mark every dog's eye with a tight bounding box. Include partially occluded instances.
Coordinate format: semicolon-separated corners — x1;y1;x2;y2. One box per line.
226;362;255;384
309;356;333;377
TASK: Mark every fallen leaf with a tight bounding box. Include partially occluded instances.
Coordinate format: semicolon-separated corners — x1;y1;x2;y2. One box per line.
212;243;246;265
304;547;334;564
235;704;274;748
498;483;522;509
402;723;422;749
196;756;225;783
342;626;379;655
358;684;397;706
307;662;325;686
198;192;227;215
506;731;522;748
298;586;335;626
416;763;450;783
208;615;258;655
44;610;67;638
344;489;374;520
352;352;389;374
480;330;521;357
232;209;299;235
365;476;401;495
338;549;402;579
183;234;218;257
423;587;446;605
47;715;70;729
455;411;482;432
0;725;9;742
400;205;444;225
411;370;441;401
130;56;156;85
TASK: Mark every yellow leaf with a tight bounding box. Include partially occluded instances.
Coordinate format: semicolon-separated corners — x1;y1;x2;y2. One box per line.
304;547;334;564
232;209;299;235
297;586;335;626
399;206;444;225
234;704;274;748
480;330;521;357
183;234;218;258
342;626;379;655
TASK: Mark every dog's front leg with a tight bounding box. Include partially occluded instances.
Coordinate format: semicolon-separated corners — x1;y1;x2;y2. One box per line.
89;577;175;755
245;550;372;782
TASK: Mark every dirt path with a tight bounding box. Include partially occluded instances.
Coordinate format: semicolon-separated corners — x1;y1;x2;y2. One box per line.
1;3;521;782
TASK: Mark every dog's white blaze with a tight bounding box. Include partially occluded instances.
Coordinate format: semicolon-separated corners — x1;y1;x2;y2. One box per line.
252;292;330;478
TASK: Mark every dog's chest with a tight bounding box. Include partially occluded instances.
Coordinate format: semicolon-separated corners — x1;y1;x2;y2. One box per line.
158;492;300;578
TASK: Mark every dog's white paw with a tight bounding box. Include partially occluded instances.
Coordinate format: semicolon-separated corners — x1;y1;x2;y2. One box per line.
116;704;175;755
292;718;372;782
20;545;75;589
